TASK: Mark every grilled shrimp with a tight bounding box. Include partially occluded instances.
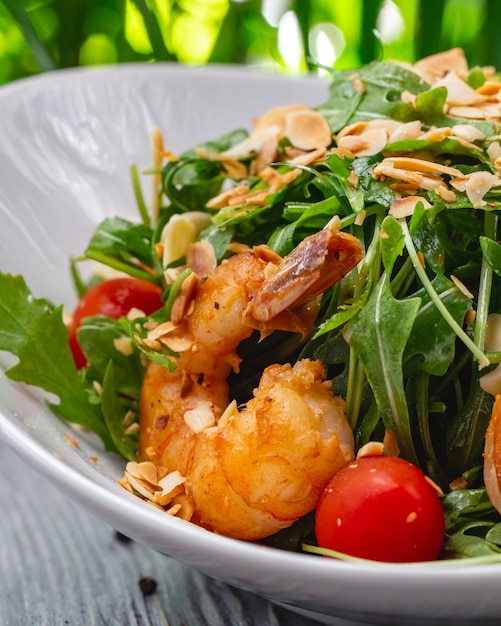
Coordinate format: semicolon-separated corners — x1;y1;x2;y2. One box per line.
136;227;362;540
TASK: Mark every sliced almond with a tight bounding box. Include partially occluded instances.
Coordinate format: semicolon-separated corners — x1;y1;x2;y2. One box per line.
450;171;501;208
285;109;332;150
387;120;422;143
253;104;310;134
375;156;462;177
184;401;216;433
435;71;486;106
413;48;468;84
389;195;432;218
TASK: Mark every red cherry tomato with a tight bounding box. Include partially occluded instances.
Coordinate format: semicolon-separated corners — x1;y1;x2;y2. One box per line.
314;455;445;563
68;277;163;368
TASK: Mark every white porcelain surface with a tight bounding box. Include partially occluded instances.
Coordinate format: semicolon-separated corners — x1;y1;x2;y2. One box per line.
0;64;500;626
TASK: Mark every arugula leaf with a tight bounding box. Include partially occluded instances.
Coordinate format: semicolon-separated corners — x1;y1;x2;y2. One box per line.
101;361;139;461
84;217;161;283
0;273;114;450
343;273;421;463
404;274;472;376
442;488;501;559
318;61;430;131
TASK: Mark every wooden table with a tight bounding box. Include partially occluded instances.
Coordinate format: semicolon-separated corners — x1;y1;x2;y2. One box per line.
0;441;326;626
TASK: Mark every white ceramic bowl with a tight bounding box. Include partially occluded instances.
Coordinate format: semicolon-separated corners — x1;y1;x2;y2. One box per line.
1;64;501;626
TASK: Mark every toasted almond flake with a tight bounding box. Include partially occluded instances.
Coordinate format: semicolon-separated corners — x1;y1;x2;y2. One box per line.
184;401;216;433
389;195;432;218
253;132;279;174
206;184;250;209
487;141;501;164
113;335;134;356
157;470;185;497
187;240;217;278
376;156;462;177
389;182;419;195
127;461;158;484
480;362;501;396
387;120;422;143
450;170;501;207
160;211;212;267
253;104;310;134
412;48;468;84
122;410;135;427
127;307;146;320
483;313;501;353
228;189;270;207
382;428;400;457
437;184;457;203
336;121;368;140
375;165;424;186
419;126;453;142
124;422;140;436
452;124;486;143
449;476;469;490
151;126;165;225
354;209;366;226
356;441;384;459
227;241;251;254
195;146;248;179
477;81;501;96
448;105;488;120
337;135;368;153
171;493;195;521
159;334;194;353
339;128;388;157
348;171;359;188
450;274;474;298
435;71;486;106
147;320;177;341
125;471;157;501
216;399;238;430
290;147;327;166
170;272;199;326
222;124;281;157
401;90;416;104
163;267;183;285
478;102;501;118
465;307;476;324
285;109;332;150
141;337;163;350
62;311;73;327
92;380;103;396
366;118;402;135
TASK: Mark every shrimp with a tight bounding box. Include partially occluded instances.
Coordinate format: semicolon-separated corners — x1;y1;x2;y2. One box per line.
135;227;362;540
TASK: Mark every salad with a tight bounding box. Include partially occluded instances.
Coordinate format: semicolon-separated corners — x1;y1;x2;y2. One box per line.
3;47;501;563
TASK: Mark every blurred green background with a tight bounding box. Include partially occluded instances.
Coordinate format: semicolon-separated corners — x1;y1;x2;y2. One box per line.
0;0;499;86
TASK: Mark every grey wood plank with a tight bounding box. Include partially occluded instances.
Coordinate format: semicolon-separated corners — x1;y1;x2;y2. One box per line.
0;442;323;626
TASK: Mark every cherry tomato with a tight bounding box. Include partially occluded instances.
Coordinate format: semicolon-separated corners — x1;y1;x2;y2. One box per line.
314;455;445;563
68;277;163;368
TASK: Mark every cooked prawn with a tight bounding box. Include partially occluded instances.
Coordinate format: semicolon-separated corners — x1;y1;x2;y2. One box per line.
135;226;362;540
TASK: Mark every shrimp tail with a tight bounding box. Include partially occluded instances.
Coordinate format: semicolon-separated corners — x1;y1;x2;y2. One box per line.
247;227;362;333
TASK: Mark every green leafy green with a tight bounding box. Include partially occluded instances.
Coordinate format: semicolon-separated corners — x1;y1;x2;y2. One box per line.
0;273;114;450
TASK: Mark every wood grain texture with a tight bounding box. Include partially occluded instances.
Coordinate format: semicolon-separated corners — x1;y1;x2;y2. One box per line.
0;442;323;626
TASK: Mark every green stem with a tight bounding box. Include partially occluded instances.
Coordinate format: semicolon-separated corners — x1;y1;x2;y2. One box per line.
84;251;160;285
474;211;497;351
130;165;151;228
401;220;489;369
164;268;192;319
